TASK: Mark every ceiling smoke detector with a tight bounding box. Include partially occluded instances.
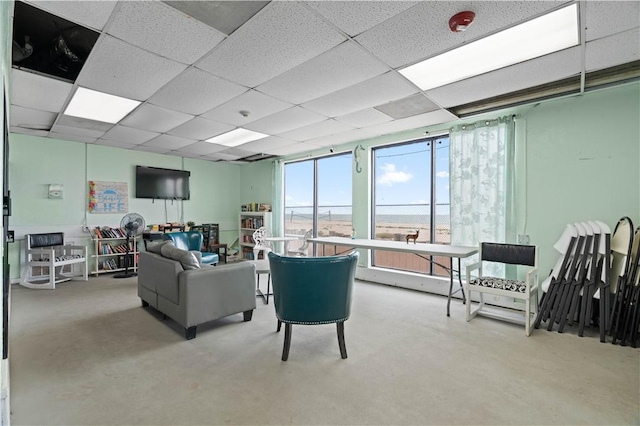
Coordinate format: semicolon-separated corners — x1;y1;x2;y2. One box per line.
239;110;250;117
449;11;475;32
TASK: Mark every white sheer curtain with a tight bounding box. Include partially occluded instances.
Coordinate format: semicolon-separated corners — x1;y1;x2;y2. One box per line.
272;159;284;237
450;116;515;277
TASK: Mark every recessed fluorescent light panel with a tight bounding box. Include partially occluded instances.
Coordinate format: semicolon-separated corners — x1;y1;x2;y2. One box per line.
400;3;579;91
205;128;268;147
64;87;141;123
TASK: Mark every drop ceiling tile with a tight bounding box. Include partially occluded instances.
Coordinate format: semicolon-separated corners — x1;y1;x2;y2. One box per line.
149;68;247;115
375;94;440;119
163;1;269;36
25;0;117;31
167;117;234;140
10;105;57;130
48;132;96;143
365;109;457;136
121;104;193;133
93;139;139;149
49;123;105;139
302;72;418;118
425;47;581;108
11;69;73;113
304;127;379;148
355;1;565;68
196;2;346;87
131;145;171;154
203;152;243;161
306;1;419;37
201;90;293;125
77;35;187;100
142;134;196;150
256;41;389;104
278;119;356;142
171;151;204;159
238;136;297;153
107;1;226;64
10;126;49;137
219;147;253;157
244;107;327;135
172;141;227;155
335;108;393;128
265;142;319;156
102;125;160;145
586;28;640;72
56;115;114;132
585;1;640;42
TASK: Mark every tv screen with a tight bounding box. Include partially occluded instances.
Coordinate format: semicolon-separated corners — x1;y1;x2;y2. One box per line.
135;166;190;200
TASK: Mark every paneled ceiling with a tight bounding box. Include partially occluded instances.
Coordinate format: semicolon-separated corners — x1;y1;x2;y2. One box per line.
9;1;640;163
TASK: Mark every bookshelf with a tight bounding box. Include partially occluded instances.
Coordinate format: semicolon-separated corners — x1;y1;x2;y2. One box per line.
91;227;139;275
239;212;272;260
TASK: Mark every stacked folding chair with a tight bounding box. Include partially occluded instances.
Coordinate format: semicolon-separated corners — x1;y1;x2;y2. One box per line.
578;221;611;341
535;218;639;345
609;223;640;347
534;224;578;330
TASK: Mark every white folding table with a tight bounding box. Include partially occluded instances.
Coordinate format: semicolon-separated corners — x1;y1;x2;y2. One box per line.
308;237;478;316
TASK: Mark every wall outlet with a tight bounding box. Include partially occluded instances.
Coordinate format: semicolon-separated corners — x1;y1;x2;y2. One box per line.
517;234;530;244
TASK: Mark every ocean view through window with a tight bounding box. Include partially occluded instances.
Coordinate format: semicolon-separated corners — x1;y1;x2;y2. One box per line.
284;153;352;255
372;136;450;276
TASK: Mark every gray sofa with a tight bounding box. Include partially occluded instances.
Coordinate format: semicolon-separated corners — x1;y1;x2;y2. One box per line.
138;241;256;339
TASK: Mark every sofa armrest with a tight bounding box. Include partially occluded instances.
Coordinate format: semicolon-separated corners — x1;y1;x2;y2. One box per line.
178;262;257;327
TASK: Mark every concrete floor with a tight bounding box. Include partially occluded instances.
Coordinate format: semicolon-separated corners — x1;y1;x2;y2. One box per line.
8;275;640;425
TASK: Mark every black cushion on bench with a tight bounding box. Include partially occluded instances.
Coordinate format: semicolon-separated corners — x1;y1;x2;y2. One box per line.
28;232;64;248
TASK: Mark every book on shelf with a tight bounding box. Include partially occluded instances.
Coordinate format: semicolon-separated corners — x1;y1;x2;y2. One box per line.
94;227;130;239
241;203;270;212
241;218;264;229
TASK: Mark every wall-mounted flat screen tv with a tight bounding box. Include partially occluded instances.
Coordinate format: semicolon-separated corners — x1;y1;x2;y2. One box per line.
135;165;190;200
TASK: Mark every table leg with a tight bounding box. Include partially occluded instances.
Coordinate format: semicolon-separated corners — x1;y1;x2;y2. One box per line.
255;273;271;304
458;258;466;304
447;257;453;317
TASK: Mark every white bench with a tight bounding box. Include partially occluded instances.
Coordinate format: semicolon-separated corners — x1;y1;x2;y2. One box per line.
20;232;88;289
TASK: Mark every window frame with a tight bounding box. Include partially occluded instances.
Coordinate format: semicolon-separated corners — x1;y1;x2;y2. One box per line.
370;134;450;276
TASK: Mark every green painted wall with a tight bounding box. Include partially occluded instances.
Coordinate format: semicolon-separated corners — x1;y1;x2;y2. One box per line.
239;160;273;207
8;134;243;278
522;84;640;274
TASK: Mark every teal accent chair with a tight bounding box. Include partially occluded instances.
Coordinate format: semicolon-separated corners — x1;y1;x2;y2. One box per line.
268;251;359;361
163;231;219;265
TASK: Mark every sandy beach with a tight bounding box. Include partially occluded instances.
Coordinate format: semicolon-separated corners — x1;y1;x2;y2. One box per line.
284;219;450;244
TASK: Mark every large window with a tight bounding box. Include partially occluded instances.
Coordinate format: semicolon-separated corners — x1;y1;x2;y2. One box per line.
372;136;450;276
284;153;352;253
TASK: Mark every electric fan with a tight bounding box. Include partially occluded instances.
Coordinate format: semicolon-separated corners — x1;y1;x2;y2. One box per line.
114;212;145;279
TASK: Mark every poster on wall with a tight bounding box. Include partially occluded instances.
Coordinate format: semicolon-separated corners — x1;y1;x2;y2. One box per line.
88;181;129;214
